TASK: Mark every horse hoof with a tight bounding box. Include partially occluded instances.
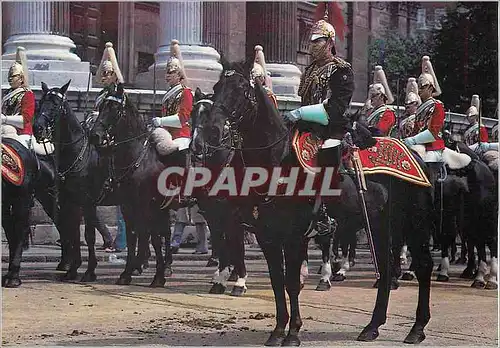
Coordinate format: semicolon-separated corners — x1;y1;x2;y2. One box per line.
149;277;166;288
264;330;286;346
316;266;322;275
80;272;97;283
116;276;132;285
209;283;226;294
401;272;415;281
206;258;218;267
357;325;379;341
471;279;486;289
282;333;301;346
230;285;247;297
485;281;498;290
391;278;400;290
58;271;78;282
331;262;341;273
460;267;477;279
164;267;173;278
228;269;238;282
436;274;449;282
56;262;71;272
330;273;346;282
403;326;426;344
4;278;22;288
315;279;331;291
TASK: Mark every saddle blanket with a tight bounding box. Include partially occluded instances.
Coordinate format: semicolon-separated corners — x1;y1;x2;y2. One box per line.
292;130;325;175
359;137;431;187
2;142;25;186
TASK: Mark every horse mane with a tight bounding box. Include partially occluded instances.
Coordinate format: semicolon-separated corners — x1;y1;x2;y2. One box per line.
121;92;148;135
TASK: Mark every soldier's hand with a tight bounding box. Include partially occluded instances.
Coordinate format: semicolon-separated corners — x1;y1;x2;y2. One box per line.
285;109;301;123
152;117;162;127
403;136;417;147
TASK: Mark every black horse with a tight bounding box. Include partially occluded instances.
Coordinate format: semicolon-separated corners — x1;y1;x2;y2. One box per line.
89;83;177;287
192;58;436;345
443;132;498;289
33;81;122;282
190;87;255;296
2;137;40;287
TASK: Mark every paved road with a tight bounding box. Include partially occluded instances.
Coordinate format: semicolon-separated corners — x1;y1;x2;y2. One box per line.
2;245;498;346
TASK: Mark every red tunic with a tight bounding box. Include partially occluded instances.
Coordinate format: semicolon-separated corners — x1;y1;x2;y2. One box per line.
2;88;35;135
19;91;35;135
366;106;396;136
161;87;193;139
480;126;489;142
413;99;445;151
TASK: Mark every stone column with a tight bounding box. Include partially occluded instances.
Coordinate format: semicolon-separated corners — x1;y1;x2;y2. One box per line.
2;2;91;88
117;2;136;84
136;1;222;93
247;2;302;100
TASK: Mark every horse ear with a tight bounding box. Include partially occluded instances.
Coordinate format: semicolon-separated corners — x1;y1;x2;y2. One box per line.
219;53;229;71
60;80;71;95
41;82;49;94
194;87;203;102
117;83;124;96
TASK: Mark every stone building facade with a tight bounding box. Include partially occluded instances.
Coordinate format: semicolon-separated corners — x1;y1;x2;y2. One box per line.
2;1;432;102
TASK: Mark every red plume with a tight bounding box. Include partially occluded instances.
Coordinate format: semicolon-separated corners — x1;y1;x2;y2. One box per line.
314;1;346;42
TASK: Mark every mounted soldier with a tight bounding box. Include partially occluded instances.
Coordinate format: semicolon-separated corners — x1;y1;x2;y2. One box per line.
399;77;421;139
151;39;193;156
365;66;396;137
251;45;278;109
464;95;498;152
85;42;125;130
2;47;54;155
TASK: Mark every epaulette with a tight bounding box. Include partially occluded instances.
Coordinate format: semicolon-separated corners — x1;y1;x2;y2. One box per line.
332;56;351;69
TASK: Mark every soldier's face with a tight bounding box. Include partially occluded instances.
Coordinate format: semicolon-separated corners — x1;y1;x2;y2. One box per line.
101;70;116;86
370;93;384;108
405;102;418;115
8;73;23;89
467;114;477;125
310;38;329;60
166;71;181;86
418;84;432;100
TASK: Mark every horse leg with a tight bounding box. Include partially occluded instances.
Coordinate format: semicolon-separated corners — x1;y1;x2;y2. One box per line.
403;188;433;344
281;238;307;346
358;210;390;342
3;196;30;288
80;205;98;282
58;202;82;281
149;232;166;287
132;234;149;275
471;242;488;289
257;236;288;347
117;215;137;285
230;222;248;297
315;235;332;291
485;237;498;290
209;213;232;294
436;209;454;282
299;241;309;289
162;217;173;278
35;190;70;272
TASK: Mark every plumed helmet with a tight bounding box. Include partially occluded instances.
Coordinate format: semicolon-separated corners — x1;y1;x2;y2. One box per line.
251;45;273;88
466;94;480;117
166;39;187;81
405;77;421;105
96;42;124;83
418;56;441;97
372;65;394;104
8;46;29;88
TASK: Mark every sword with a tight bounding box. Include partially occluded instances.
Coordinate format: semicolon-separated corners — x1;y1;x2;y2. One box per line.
351;146;380;280
83;71;92;116
152;59;157;119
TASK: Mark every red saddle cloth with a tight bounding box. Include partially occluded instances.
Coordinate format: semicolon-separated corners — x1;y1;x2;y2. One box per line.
358;137;431;187
292;130;324;176
2;143;25;186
